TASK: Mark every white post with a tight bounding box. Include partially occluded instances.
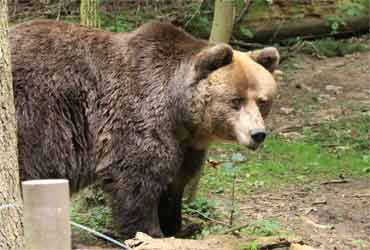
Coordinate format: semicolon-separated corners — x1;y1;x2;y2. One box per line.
22;179;71;250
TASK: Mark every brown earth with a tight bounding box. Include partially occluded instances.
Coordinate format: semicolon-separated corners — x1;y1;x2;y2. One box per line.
241;50;370;250
240;179;370;250
269;51;370;136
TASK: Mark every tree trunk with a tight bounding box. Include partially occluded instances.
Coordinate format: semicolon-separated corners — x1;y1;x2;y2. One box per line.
0;0;23;249
209;0;236;43
80;0;100;28
184;0;236;203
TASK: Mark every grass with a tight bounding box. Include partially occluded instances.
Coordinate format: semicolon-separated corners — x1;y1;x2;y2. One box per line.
199;114;369;197
70;186;114;241
187;113;369;238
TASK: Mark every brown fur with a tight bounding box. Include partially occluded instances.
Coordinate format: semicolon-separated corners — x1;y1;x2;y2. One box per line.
10;20;278;238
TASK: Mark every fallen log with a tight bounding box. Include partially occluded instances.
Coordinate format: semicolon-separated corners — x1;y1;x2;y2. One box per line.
238;15;369;43
125;232;303;250
290;243;320;250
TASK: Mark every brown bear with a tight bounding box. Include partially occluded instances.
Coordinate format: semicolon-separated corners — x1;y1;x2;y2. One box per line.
10;20;279;238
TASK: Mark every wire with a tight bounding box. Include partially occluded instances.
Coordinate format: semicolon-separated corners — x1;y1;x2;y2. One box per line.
1;203;132;249
70;221;132;250
0;203;18;210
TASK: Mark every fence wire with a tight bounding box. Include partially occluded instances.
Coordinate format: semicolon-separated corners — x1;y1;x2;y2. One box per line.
0;203;132;250
0;203;18;210
71;221;132;250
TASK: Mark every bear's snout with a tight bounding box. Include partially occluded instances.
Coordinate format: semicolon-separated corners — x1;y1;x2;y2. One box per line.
250;128;267;145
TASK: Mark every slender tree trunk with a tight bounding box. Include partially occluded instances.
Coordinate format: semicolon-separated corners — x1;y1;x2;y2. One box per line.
80;0;100;28
209;0;236;43
0;0;23;249
184;0;236;202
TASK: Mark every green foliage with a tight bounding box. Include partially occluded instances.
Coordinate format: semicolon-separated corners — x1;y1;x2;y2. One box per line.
183;197;217;219
199;115;370;196
63;16;80;24
234;0;246;13
179;1;213;38
325;0;368;33
239;27;254;39
352;239;364;250
304;38;370;57
70;186;112;233
248;242;258;250
244;220;281;237
339;0;367;17
100;14;132;32
325;15;346;33
198;224;225;238
251;0;269;11
71;205;112;232
303;114;370;151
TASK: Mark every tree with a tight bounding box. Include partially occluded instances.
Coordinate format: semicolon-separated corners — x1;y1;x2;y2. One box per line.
0;0;23;249
185;0;238;202
80;0;100;28
209;0;236;43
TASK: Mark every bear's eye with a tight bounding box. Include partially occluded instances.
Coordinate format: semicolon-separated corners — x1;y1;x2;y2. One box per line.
231;97;245;110
257;99;270;116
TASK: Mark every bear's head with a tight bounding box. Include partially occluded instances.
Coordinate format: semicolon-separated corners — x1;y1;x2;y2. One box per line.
187;44;280;150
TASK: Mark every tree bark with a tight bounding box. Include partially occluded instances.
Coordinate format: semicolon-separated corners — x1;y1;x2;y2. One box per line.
209;0;236;43
185;0;236;202
0;0;23;249
80;0;100;28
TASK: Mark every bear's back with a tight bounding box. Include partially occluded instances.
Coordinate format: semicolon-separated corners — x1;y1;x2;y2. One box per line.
11;20;208;192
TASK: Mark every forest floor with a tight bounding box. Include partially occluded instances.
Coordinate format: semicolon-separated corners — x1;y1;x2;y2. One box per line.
197;51;370;250
197;50;370;250
72;50;370;249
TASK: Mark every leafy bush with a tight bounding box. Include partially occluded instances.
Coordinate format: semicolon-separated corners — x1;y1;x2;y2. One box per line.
183;197;217;219
244;220;281;236
304;38;370;57
325;0;368;33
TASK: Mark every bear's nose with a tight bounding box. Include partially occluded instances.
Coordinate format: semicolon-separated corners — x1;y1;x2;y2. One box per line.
250;128;267;144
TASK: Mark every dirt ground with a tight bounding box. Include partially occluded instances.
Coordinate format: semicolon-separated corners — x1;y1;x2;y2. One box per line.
269;51;370;135
257;50;369;249
253;51;370;250
241;179;370;250
74;51;370;249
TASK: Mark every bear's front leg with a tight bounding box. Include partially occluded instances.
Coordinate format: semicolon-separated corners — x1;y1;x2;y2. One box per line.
105;175;164;239
158;148;206;236
158;187;183;236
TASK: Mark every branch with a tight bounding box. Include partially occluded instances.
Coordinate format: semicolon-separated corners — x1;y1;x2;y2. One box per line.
185;207;229;226
220;222;250;234
230;39;266;50
234;0;252;27
320;179;348;185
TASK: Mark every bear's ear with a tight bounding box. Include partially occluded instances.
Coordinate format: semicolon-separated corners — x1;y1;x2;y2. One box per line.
248;47;280;73
193;44;233;80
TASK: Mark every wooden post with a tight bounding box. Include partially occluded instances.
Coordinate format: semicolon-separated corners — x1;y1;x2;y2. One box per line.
22;179;71;250
209;0;236;44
